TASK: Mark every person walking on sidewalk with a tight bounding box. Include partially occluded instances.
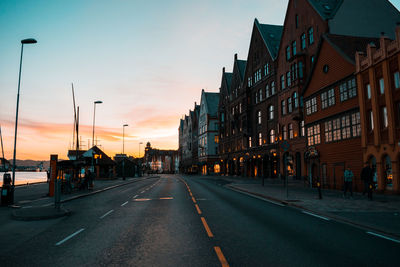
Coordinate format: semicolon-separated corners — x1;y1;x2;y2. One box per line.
361;162;372;196
343;166;354;199
368;166;377;200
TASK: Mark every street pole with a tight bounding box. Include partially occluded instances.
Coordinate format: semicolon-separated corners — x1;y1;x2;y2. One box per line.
11;39;37;204
92;100;102;147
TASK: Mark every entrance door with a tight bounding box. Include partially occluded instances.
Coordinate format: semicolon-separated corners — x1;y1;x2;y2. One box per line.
333;163;345;190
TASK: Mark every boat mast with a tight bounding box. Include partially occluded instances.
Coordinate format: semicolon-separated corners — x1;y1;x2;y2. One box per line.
0;125;5;171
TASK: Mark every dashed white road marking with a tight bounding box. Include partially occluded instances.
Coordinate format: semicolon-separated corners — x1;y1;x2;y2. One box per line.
100;209;114;219
55;228;85;246
121;201;128;207
140;190;145;193
133;195;138;199
367;232;400;243
302;211;330;221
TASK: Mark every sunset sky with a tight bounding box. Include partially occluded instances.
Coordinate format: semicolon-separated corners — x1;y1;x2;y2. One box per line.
1;0;399;160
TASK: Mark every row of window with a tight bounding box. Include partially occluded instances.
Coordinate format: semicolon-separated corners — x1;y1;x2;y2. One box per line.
281;92;299;116
248;63;273;88
280;62;304;90
254;81;277;104
305;78;357;116
307;112;361;146
248;121;306;148
365;72;400;100
286;27;314;61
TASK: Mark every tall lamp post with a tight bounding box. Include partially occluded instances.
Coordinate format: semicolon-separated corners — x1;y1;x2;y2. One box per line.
138;142;143;177
138;142;143;158
122;124;128;180
11;38;37;204
92;100;102;147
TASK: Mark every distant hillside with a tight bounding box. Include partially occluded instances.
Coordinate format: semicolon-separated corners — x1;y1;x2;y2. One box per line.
13;160;50;169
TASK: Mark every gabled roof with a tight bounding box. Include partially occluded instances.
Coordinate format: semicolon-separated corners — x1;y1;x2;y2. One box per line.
307;0;343;20
224;72;233;94
236;59;247;81
204;92;220;117
254;19;283;60
324;34;380;64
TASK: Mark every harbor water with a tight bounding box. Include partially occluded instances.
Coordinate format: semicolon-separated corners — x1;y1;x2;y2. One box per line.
0;171;47;187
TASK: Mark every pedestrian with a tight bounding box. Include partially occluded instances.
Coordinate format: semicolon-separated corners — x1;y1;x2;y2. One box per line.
343;165;354;199
361;161;372;196
368;166;377;200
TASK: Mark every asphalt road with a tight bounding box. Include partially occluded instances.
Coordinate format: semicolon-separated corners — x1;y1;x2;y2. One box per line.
0;174;399;267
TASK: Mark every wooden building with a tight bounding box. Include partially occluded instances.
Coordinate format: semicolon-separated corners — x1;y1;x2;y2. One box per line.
356;28;400;193
303;34;379;190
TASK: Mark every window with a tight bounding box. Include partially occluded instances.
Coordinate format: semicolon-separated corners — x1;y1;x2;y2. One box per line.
271;81;276;94
283;125;288;140
301;120;305;137
351;112;361;137
311;55;315;65
269;105;274;120
286;46;291;60
301;33;306;49
366;84;371;99
322;88;335;109
324;121;332;142
293;92;298;108
258;88;263;102
264;64;267;76
257;110;262;124
369;110;374;131
281;75;285;90
379;78;385;95
270;129;276;144
382;106;388;128
299;61;304;78
308;27;314;44
305;97;317;115
281;100;287;115
307;124;320;146
255;91;259;104
332;118;341;141
248;137;252;148
286;71;291;87
340;78;357;101
289;123;294;139
341;115;351;139
248;77;252;87
394;72;400;89
258;133;262;146
239;103;242;113
288;97;292;113
266;84;270;98
295;15;299;28
292;41;297;56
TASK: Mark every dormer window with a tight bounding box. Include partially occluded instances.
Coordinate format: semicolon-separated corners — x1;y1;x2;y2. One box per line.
295;15;299;28
308;27;314;45
286;46;291;61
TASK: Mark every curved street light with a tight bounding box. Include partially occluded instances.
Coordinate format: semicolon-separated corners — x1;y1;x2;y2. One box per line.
11;38;37;204
92;100;103;147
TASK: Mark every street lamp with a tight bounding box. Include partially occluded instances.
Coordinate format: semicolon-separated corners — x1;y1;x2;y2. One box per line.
122;124;128;180
11;38;37;204
92;100;102;147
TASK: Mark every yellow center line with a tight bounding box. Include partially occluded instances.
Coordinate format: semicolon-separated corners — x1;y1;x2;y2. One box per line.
195;204;202;214
214;246;229;267
192;196;197;203
201;217;214;237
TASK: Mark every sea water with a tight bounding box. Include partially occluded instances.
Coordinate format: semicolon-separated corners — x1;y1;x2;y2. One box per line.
0;171;47;187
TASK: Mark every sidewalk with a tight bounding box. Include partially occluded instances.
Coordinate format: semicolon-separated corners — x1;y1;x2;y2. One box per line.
203;175;400;238
1;175;157;221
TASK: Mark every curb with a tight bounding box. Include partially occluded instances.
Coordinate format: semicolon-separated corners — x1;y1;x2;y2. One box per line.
11;205;71;221
226;184;400;240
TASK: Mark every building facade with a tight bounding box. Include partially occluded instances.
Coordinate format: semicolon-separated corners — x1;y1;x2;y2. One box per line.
198;89;220;175
356;28;400;193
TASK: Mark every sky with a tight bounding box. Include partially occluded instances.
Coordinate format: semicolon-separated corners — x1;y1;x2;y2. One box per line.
0;0;399;160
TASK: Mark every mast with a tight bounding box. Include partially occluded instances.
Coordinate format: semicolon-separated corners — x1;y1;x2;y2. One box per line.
71;83;77;150
0;125;5;171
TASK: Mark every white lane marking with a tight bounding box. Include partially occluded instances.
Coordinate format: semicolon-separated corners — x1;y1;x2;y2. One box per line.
133;198;151;201
302;211;330;221
228;186;285;207
133;195;138;199
121;201;128;207
100;209;114;219
140;190;145;193
367;231;400;243
55;228;85;246
41;203;52;207
22;206;33;209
